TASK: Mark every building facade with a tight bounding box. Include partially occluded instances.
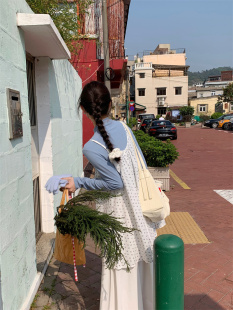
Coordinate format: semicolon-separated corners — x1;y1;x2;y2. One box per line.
134;44;189;116
204;70;233;87
0;1;83;309
71;0;131;167
188;71;233;116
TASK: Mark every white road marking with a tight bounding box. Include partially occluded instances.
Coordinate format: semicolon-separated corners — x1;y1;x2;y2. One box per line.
214;190;233;205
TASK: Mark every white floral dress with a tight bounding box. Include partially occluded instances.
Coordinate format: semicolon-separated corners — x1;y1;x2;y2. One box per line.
91;123;165;310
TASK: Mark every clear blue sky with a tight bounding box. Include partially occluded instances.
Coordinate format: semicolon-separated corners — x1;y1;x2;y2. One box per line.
125;0;233;72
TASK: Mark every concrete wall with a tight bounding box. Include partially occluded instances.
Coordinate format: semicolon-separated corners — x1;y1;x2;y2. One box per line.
196;89;223;98
35;57;83;233
190;96;233;116
143;53;186;66
0;1;37;309
135;68;188;115
189;96;218;116
0;0;82;309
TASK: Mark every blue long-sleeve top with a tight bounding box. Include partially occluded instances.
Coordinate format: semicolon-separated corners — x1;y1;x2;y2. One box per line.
73;118;146;191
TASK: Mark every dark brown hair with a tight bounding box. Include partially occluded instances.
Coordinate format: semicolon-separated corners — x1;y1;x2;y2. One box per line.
79;81;120;161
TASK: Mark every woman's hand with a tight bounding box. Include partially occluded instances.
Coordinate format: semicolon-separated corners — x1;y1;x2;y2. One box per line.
61;177;76;194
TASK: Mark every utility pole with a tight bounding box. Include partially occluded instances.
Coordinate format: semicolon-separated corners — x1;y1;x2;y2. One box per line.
125;67;129;123
102;0;111;92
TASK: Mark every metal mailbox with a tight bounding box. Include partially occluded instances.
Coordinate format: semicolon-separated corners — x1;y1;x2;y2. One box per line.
6;88;23;139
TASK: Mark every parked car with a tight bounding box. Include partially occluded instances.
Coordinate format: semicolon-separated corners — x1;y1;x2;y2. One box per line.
137;113;155;127
218;115;233;129
139;118;155;132
204;114;233;129
221;121;233;130
148;120;177;140
204;116;225;128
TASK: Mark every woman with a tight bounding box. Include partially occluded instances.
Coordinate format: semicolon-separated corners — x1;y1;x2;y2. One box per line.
46;81;165;310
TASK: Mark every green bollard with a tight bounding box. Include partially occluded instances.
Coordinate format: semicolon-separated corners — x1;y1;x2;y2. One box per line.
154;234;184;310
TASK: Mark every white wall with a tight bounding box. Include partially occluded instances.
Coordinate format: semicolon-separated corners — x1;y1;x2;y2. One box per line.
0;0;83;309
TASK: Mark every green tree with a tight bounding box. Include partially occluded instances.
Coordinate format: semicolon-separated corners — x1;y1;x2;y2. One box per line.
26;0;93;52
221;83;233;103
179;106;194;122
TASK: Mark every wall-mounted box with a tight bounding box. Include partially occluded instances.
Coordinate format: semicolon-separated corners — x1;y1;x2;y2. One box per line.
6;88;23;139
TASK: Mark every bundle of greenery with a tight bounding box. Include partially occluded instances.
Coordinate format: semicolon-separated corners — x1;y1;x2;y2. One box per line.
54;190;136;271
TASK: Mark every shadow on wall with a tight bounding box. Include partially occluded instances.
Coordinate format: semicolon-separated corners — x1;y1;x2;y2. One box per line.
185;294;229;309
48;61;62;121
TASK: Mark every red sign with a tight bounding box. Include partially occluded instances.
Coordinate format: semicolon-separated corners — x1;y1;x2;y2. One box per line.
129;106;135;111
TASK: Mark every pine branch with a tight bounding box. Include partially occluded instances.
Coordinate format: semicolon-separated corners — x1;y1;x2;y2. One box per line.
55;190;136;271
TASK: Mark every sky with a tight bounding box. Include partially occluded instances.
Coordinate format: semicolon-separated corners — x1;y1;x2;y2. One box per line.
125;0;233;72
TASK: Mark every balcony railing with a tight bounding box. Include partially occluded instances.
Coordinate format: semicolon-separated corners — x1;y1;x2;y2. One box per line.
143;48;186;56
134;62;153;70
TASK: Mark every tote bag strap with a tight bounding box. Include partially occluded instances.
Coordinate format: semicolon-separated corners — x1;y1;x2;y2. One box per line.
58;188;78;281
122;123;147;171
59;189;69;211
91;139;110;153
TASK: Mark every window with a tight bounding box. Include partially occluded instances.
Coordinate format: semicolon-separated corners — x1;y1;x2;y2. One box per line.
158;107;167;115
157;88;166;96
139;73;145;78
211;91;216;96
200;93;203;98
138;88;145;96
199;105;207;112
231;104;233;111
175;87;182;95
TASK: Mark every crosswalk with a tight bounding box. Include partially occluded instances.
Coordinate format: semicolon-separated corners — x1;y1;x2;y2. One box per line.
214;190;233;205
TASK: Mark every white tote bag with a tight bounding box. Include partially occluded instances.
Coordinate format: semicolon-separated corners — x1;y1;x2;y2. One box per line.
123;123;170;222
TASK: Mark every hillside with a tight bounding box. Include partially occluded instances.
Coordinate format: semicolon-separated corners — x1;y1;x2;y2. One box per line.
188;67;232;86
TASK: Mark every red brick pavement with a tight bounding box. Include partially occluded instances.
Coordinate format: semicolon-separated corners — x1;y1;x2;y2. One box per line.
166;125;233;309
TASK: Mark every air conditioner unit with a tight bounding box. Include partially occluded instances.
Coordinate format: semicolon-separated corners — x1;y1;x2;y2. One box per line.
158;97;165;106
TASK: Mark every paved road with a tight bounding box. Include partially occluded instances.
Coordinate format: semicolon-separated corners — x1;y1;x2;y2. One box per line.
32;124;233;310
166;124;233;310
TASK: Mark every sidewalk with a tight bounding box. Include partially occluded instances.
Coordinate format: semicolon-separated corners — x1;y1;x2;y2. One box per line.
31;125;233;310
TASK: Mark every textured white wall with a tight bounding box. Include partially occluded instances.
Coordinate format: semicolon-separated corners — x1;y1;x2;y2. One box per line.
0;1;37;309
36;57;83;233
0;0;82;309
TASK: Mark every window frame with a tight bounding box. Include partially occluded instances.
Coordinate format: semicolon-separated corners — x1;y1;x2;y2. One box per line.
157;87;166;96
175;87;182;95
138;88;145;96
198;104;208;113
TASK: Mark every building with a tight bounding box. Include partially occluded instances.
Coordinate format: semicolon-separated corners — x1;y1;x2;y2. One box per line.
196;86;224;98
0;1;83;309
134;44;189;116
204;70;233;87
188;71;233;116
71;0;131;167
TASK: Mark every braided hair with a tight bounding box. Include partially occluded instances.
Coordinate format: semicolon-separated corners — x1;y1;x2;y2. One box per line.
79;81;120;162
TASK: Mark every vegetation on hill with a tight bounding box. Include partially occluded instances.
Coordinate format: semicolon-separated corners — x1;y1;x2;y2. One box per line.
188;67;233;86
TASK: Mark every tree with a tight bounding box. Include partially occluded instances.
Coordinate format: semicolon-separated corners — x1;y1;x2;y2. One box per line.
179;106;194;122
221;83;233;103
26;0;93;53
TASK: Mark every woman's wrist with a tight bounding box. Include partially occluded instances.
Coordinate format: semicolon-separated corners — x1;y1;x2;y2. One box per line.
73;177;81;189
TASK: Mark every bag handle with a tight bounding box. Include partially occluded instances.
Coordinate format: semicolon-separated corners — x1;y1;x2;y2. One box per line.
59;189;69;213
122;123;147;171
